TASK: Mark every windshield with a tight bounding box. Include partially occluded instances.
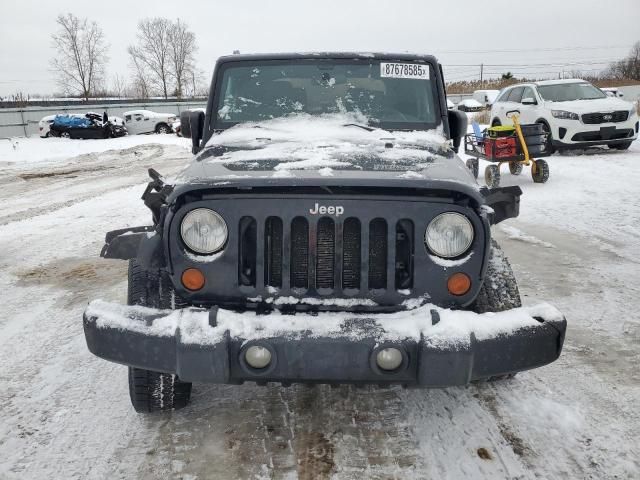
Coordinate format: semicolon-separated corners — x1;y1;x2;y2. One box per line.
537;83;607;102
213;60;439;130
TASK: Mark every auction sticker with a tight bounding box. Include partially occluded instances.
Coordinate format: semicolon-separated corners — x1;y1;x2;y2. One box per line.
380;62;430;80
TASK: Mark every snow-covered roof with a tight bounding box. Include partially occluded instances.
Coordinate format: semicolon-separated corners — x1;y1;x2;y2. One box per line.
534;79;587;86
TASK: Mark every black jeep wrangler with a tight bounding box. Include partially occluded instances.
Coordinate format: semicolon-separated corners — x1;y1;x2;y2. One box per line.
83;53;566;412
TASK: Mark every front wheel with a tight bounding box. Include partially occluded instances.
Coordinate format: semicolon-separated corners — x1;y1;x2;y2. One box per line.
129;367;192;413
531;159;550;183
471;240;521;382
538;122;556;154
155;123;170;134
60;131;71;139
127;260;192;412
609;141;633;150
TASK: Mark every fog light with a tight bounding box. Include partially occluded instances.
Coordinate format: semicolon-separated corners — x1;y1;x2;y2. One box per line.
245;346;272;369
376;348;403;371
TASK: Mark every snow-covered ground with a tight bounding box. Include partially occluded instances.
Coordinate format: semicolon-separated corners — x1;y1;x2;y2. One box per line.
0;135;639;479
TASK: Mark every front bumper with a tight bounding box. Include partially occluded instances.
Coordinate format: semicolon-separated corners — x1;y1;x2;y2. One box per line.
551;117;638;147
83;300;566;386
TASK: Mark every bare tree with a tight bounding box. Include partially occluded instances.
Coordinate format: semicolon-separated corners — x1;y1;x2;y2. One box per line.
129;54;151;98
128;18;173;98
608;41;640;80
110;73;127;98
50;14;108;100
168;19;197;98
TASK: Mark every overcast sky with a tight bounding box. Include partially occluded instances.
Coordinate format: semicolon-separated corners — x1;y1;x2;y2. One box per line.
1;0;639;97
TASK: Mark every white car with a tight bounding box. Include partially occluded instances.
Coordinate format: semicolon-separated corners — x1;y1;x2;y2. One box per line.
123;110;177;135
472;89;500;107
38;115;59;137
601;87;624;98
457;98;483;112
38;113;124;137
490;79;639;151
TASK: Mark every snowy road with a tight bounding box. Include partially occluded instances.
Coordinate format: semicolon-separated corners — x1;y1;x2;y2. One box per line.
1;137;639;479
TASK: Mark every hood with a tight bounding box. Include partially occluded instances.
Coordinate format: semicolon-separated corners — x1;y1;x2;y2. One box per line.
544;97;634;114
169;113;481;202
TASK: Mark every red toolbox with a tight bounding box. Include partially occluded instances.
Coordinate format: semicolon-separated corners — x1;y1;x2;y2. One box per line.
484;136;517;159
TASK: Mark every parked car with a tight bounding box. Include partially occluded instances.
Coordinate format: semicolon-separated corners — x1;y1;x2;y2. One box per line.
472;89;500;107
39;113;124;138
601;87;624;98
457;98;483;112
84;52;566;413
123;110;177;135
490;79;639;151
49;113;127;139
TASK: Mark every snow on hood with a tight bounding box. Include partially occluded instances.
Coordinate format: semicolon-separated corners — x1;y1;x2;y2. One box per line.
86;299;564;349
543;96;635;113
202;113;450;172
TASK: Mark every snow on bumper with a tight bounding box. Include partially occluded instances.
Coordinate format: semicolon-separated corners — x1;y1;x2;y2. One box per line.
83;300;566;386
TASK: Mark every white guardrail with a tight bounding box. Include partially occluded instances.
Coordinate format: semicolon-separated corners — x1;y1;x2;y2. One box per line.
0;101;207;138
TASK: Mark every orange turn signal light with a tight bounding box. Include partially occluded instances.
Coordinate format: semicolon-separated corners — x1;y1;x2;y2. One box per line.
182;268;205;291
447;273;471;296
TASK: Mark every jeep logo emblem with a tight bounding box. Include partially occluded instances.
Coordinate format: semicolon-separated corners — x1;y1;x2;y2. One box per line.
603;114;613;121
309;203;344;216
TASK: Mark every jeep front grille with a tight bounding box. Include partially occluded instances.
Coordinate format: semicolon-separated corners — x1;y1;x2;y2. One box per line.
238;216;415;294
581;111;629;124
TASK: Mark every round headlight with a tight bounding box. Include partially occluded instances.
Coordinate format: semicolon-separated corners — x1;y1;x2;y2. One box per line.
425;212;474;258
181;208;228;254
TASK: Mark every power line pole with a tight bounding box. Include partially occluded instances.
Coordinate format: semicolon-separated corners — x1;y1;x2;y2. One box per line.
480;63;484;84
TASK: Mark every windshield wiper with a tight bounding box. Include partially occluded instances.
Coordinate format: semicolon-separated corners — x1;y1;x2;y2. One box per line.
341;123;376;132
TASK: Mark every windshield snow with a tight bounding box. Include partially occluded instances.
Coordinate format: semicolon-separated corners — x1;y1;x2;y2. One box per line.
214;60;439;131
537;83;607;102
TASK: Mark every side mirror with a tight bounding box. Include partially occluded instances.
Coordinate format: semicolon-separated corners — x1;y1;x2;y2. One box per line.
522;97;537;105
448;109;467;153
180;110;205;154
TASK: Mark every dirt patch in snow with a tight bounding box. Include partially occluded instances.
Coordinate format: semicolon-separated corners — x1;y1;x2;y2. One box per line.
18;165;115;180
477;388;533;460
477;447;493;460
296;431;335;479
16;257;126;305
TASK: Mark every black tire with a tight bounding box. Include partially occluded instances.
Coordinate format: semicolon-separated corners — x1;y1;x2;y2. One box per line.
127;260;192;412
537;121;555;154
60;131;71;139
466;158;479;179
531;159;550;183
491;118;502;127
509;162;523;175
472;240;522;383
472;240;522;314
155;123;170;134
609;141;633;150
485;164;500;188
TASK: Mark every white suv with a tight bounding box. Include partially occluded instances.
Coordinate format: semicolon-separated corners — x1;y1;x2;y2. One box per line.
490;79;638;151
